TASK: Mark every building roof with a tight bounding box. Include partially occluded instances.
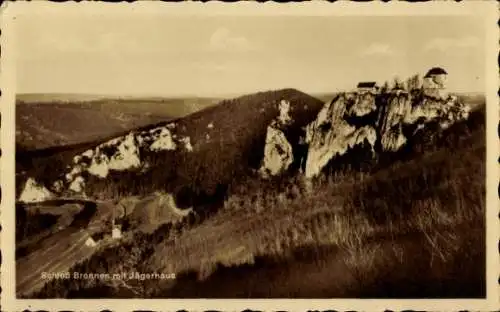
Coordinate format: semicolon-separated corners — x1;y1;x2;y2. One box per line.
393;85;405;91
424;67;448;78
357;82;378;88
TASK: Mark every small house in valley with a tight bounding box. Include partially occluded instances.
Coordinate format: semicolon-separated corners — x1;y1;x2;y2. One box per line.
112;225;122;239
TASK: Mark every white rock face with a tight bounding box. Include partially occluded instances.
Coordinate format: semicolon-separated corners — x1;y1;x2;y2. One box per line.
260;124;294;176
180;136;193;152
150;127;177;151
74;132;142;181
304;94;377;178
73;155;82;164
19;178;53;203
278;99;292;124
69;176;85;193
305;122;376;178
302;86;469;178
87;158;110;178
409;95;468;126
259;99;295;177
57;120;203;195
65;165;83;182
379;93;412;152
348;92;377;117
107;133;141;171
380;92;469;152
62;124;179;194
82;149;94;158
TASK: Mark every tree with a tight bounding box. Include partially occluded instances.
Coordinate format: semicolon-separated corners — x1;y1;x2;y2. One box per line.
406;74;422;91
392;76;406;91
380;81;390;94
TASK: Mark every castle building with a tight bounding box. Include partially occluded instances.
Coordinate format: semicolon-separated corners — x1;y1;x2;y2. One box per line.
356;81;379;93
423;67;448;99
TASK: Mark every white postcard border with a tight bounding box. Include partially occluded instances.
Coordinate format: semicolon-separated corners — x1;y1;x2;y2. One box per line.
1;1;498;311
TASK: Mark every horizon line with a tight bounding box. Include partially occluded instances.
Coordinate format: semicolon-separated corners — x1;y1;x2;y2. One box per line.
15;88;486;99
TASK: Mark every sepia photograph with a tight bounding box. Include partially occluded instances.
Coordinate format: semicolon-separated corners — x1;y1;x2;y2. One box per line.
1;2;498;311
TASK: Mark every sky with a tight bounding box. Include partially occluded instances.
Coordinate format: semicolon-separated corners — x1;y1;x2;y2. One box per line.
15;13;486;97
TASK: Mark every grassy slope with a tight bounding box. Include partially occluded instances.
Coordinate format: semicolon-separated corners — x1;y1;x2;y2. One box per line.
33;104;485;298
144;107;485;298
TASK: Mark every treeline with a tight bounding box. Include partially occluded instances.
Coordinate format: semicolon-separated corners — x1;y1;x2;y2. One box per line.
378;73;423;93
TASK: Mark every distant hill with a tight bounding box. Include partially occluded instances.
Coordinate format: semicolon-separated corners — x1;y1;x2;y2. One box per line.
16;103;169;150
311;92;340;104
17;93;111;103
16;96;222;150
452;92;485;111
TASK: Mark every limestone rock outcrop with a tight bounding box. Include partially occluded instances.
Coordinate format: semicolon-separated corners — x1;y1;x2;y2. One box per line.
19;177;53;203
303;78;469;178
39;122;196;197
260;100;295;177
304;93;377;178
379;92;469;152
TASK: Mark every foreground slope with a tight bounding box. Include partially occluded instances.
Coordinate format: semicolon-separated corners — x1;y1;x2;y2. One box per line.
33;104;485;298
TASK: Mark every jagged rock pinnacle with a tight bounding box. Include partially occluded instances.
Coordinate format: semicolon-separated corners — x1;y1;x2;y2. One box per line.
260;100;295;177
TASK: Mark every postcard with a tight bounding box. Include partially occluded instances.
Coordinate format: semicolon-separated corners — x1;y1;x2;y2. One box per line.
1;1;498;310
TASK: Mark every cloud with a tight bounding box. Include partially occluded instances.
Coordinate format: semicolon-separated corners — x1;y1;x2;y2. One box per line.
360;43;396;57
424;36;480;52
207;27;255;52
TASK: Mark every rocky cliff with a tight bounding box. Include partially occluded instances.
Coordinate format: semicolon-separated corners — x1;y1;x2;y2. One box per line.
303;92;378;178
259;100;295;177
295;89;469;178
